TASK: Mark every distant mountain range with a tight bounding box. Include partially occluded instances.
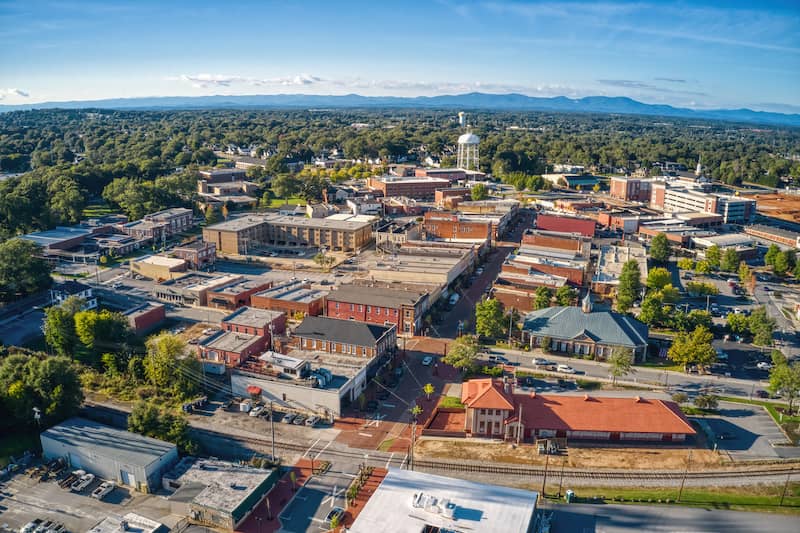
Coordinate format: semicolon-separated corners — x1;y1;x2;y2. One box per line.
1;92;799;127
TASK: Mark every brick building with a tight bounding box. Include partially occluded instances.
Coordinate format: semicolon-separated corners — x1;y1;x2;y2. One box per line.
123;302;166;335
172;241;216;270
367;175;451;199
250;280;327;317
293;316;396;358
609;176;653;202
435;187;471;206
422;212;491;243
535;213;596;237
325;285;429;335
414;167;486;181
207;279;272;310
221;306;286;337
198;307;286;367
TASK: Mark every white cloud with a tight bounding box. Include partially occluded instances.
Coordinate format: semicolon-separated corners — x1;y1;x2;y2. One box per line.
0;88;30;98
168;73;324;89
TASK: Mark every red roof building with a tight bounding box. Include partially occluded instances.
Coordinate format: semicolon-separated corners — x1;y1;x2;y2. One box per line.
460;378;695;442
535;213;596;237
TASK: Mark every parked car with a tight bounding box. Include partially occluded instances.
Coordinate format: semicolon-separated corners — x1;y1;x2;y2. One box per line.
326;507;346;526
249;406;264;417
34;521;54;533
757;361;773;371
556;364;576;374
305;416;321;427
292;415;307;425
421;356;433;366
755;389;769;398
282;413;297;424
533;358;554;366
45;524;65;533
488;354;509;364
20;520;42;533
70;472;94;493
91;481;115;500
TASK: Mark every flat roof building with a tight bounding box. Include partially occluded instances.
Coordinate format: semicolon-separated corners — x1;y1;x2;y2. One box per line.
293;316;397;359
367;175;451;199
325;284;429;335
40;417;178;493
535;213;596;237
163;457;280;531
130;254;187;281
592;244;648;295
349;469;538;533
250;279;327;317
88;513;166;533
154;273;243;307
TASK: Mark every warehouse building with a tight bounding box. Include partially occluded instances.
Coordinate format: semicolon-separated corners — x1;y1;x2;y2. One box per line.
130;254;188;281
40;417;178;493
164;457;279;531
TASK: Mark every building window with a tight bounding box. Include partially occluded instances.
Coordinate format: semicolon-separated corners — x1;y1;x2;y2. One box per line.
350;303;354;311
335;302;339;310
367;305;371;313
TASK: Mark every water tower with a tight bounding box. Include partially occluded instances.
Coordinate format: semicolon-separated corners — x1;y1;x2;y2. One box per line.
457;130;480;171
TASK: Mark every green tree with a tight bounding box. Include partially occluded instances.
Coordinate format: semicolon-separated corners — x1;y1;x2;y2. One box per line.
738;261;752;287
616;259;642;312
299;174;326;202
533;287;552;310
726;312;750;334
649;233;671;263
475;298;505;338
43;301;80;357
555;285;577;306
423;383;435;400
659;284;681;304
748;307;775;346
646;267;671;291
695;260;711;275
73;309;130;356
128;400;198;454
144;333;187;388
773;251;791;276
705;245;721;269
793;260;800;279
271;173;300;200
638;293;665;326
769;362;800;414
677;258;695;271
693;394;719;410
204;205;220;225
765;244;780;267
470;183;488;201
0;239;52;302
607;347;634;385
721;248;739;272
443;335;479;373
667;325;717;371
313;250;335;272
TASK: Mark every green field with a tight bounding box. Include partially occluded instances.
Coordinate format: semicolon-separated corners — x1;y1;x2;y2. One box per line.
81;203;117;218
263;197;305;208
535;484;800;515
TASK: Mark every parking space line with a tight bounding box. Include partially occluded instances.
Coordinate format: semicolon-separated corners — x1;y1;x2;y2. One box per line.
385;453;394;469
358;432;372;437
313;440;332;460
303;437;321;457
400;453;409;469
382;403;396;408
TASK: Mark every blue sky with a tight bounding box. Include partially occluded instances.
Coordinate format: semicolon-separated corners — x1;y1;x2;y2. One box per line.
1;0;799;111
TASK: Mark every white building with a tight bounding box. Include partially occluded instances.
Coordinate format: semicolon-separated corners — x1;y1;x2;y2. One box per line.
48;280;97;310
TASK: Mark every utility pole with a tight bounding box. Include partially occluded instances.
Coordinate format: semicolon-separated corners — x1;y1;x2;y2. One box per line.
516;402;523;446
508;307;514;347
677;449;693;502
557;455;566;498
540;451;550;498
270;400;276;460
780;472;791;506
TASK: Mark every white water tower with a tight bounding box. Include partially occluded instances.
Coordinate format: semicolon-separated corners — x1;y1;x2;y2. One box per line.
457;130;479;171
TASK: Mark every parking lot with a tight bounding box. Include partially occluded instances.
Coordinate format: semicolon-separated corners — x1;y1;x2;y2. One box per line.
0;462;173;533
279;464;355;533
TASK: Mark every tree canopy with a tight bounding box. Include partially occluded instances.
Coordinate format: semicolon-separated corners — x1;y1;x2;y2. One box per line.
475;298;505;338
0;239;52;302
443;335;480;373
667;325;717;371
616;259;642;312
649;233;671;263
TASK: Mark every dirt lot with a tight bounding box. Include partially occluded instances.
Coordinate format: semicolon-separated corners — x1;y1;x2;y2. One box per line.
414;439;726;470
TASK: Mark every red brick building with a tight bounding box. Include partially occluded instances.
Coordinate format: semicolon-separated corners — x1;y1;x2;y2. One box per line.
250;280;326;317
325;285;429;335
208;279;272;311
123;302;166;335
422;212;491;243
535;213;596;237
461;378;695;442
610;176;653;202
172;241;216;270
221;306;286;337
435;187;471;206
293;316;396;358
367;176;450;199
198;307;287;367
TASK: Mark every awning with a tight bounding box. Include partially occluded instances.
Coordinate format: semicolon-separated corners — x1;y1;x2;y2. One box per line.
246;385;262;396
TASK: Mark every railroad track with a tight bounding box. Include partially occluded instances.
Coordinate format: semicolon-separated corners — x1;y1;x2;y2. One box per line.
85;401;799;483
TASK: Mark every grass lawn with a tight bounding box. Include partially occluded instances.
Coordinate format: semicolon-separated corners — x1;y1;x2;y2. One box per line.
438;396;465;409
537;484;800;515
636;357;683;372
264;197;305;207
81;203;117;218
0;431;40;467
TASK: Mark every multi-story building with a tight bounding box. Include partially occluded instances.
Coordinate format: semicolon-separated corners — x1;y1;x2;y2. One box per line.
609;176;654;202
202;214;374;255
650;183;756;224
171;241;216;270
744;224;800;249
221;306;286;337
422;212;492;244
367;175;451;199
49;280;97;310
207;279;272;310
121;208;194;241
198;168;247;183
293;316;396;359
325;285;429;335
535;213;596;237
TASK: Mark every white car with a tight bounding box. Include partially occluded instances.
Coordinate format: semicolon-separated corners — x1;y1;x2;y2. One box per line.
533;358;554;366
249;406;264;417
421;356;433;366
91;481;115;500
70;472;95;492
556;364;576;374
756;362;772;371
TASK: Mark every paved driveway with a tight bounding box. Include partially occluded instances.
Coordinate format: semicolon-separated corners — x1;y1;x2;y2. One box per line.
696;401;791;460
279;466;356;533
551;502;800;533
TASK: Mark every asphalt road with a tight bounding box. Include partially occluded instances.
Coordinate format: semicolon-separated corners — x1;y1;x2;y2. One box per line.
550;502;800;533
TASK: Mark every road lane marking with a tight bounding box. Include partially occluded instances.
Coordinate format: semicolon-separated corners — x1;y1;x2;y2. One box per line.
303;437;321;457
385;453;394;469
314;440;332;460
